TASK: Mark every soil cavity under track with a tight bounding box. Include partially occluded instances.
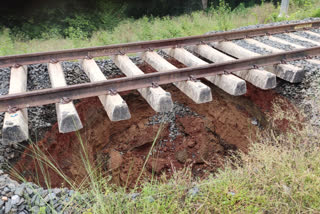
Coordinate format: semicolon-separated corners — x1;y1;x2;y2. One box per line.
12;62;294;189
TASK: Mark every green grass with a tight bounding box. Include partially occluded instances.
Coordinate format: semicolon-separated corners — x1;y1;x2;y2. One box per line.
1;1;320;56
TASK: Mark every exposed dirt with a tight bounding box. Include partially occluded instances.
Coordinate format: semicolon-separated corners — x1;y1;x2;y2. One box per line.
12;60;296;189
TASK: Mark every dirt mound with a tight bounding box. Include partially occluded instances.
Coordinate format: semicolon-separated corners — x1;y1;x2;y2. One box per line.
12;62;295;189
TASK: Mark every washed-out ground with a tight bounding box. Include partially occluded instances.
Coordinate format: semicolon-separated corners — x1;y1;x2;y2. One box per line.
0;55;317;214
12;58;295;189
0;18;320;213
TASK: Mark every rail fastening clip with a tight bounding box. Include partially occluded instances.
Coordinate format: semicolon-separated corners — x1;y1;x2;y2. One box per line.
60;97;72;104
8;106;20;114
151;82;159;88
107;89;118;96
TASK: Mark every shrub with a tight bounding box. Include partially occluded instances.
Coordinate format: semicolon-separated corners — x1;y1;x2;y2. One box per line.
208;0;234;31
312;8;320;17
63;15;93;39
0;28;14;55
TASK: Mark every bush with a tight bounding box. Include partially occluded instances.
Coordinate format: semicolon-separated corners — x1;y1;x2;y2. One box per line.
312;8;320;17
0;28;14;55
2;1;320;55
63;15;93;39
208;0;234;31
291;0;314;6
1;0;126;40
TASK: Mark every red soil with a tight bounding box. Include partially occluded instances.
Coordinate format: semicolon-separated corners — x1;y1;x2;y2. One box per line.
12;60;296;189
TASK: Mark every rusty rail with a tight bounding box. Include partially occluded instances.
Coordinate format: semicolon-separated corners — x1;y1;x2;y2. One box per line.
0;20;320;68
1;46;319;112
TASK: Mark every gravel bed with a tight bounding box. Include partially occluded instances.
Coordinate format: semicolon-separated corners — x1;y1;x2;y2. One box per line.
232;39;271;55
293;31;320;41
61;62;89;85
147;101;200;151
0;168;199;214
273;33;315;47
148;102;199;141
0;68;10;96
207;18;320;34
310;28;320;34
252;36;309;67
27;64;51;91
231;17;320;31
276;61;320;127
231;38;302;67
25;64;57;141
0;68;11;138
0;170;88;214
255;36;294;51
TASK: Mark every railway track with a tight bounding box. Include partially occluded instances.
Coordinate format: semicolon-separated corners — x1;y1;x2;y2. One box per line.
1;20;320;144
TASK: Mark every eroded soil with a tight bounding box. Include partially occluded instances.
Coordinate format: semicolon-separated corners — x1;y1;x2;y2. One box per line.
12;61;295;189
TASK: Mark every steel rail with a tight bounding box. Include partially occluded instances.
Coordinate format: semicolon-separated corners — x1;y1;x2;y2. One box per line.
0;21;320;68
1;46;320;112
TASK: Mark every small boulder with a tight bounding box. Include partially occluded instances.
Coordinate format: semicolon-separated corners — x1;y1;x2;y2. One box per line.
108;150;123;170
187;140;196;148
11;195;20;205
147;158;167;174
175;149;188;164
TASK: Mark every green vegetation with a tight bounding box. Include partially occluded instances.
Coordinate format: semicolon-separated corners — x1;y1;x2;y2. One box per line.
1;0;320;56
0;0;269;40
0;0;127;40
